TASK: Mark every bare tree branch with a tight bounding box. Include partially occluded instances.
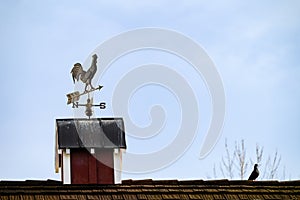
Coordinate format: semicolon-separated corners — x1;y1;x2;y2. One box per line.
256;143;263;164
262;156;270;179
235;139;248;180
214;139;284;181
220;138;235;179
262;149;281;180
269;150;281;179
220;163;225;178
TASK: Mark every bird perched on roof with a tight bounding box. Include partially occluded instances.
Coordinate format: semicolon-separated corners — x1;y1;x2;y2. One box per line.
71;54;98;92
248;164;259;180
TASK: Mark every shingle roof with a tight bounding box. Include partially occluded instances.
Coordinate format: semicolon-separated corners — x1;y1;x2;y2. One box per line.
0;179;299;200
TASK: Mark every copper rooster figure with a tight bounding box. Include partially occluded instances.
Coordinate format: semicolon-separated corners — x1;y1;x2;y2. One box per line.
71;54;98;92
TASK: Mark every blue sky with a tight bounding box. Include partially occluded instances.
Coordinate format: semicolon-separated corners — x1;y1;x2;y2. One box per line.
0;0;299;181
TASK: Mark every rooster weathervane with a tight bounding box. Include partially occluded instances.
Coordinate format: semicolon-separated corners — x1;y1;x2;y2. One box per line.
66;54;106;119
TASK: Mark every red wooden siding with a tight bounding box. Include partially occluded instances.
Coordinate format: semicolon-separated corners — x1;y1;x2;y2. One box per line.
71;149;89;184
70;148;114;184
88;155;97;184
96;149;114;184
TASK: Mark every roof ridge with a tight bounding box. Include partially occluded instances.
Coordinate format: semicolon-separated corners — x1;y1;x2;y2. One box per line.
121;179;300;186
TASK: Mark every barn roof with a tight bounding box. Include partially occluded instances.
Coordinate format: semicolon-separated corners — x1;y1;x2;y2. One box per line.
0;179;299;199
56;118;126;149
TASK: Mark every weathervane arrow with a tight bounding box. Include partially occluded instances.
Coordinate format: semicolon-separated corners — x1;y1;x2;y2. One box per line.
66;85;103;105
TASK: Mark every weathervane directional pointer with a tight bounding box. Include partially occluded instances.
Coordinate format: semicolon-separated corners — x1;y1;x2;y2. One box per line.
66;85;103;105
66;54;106;119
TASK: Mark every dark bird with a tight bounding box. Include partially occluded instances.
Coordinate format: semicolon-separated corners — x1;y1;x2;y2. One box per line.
71;54;98;92
248;164;259;180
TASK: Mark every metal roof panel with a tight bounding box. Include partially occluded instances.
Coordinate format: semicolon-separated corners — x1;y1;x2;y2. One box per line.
56;118;126;149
